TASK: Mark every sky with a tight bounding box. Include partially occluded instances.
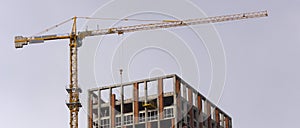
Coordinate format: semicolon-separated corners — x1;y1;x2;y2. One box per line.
1;0;300;128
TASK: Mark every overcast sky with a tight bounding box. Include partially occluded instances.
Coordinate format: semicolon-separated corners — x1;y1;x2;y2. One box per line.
1;0;299;128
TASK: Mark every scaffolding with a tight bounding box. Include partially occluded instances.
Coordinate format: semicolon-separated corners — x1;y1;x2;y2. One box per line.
88;74;232;128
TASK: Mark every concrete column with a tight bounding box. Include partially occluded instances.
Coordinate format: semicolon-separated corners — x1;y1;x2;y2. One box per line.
147;122;152;128
206;102;212;128
182;85;187;126
188;88;194;128
133;83;139;125
97;90;101;128
88;91;93;128
215;109;220;128
158;78;164;120
144;81;149;128
171;118;176;128
197;95;203;128
175;77;181;127
121;85;124;127
110;94;116;128
225;116;230;128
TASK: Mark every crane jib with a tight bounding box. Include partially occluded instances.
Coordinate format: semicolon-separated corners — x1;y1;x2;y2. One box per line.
15;10;267;49
77;10;268;39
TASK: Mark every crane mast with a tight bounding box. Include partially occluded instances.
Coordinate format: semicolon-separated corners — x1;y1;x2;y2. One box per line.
68;17;81;128
14;10;268;128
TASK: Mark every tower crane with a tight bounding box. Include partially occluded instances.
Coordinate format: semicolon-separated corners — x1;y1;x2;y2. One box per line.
14;10;268;128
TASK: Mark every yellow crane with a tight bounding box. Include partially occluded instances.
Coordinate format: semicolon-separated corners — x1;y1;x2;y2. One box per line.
14;10;268;128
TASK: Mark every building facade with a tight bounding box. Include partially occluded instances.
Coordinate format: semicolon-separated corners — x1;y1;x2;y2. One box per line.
88;74;232;128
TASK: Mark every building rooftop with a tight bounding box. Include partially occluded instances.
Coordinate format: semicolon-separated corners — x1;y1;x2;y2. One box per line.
88;74;232;128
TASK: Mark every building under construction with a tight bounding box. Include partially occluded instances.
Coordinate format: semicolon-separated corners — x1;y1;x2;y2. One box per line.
88;74;232;128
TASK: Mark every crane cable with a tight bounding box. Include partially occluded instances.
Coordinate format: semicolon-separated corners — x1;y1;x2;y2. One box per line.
77;16;175;22
32;18;74;36
31;17;178;37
